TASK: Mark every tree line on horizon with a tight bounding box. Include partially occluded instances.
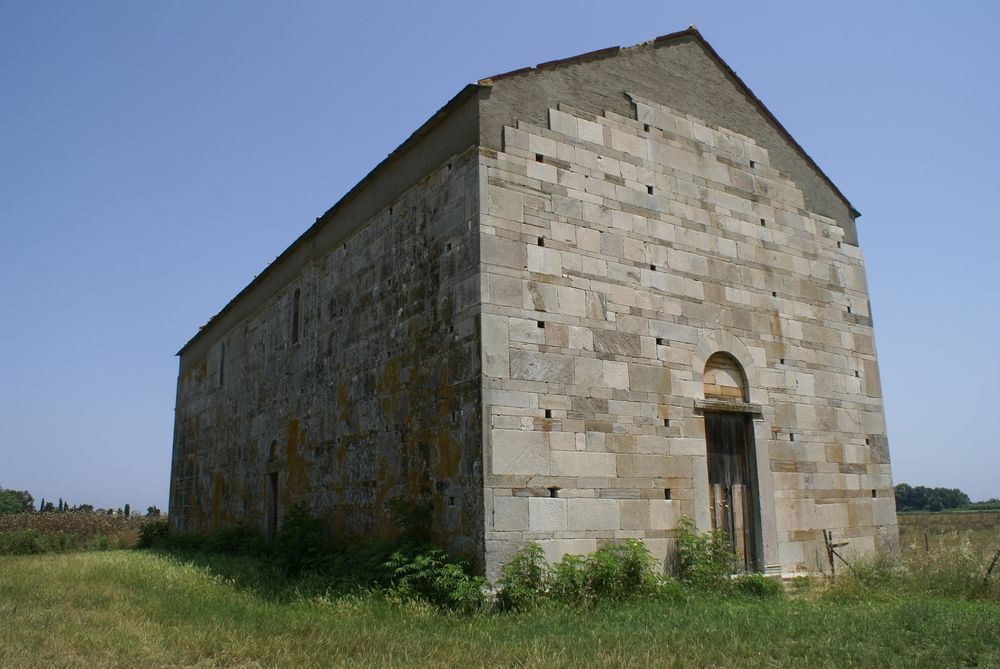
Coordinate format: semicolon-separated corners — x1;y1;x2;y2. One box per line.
0;487;160;518
894;483;1000;512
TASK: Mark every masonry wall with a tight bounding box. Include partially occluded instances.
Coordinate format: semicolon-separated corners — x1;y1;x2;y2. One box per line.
478;94;895;579
169;145;485;563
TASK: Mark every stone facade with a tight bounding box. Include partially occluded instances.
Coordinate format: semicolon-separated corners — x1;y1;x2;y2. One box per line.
170;28;897;578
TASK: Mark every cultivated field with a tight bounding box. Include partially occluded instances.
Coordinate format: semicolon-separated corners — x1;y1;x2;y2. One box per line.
0;512;997;669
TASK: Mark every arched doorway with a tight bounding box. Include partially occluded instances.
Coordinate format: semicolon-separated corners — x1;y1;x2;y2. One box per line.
703;353;761;571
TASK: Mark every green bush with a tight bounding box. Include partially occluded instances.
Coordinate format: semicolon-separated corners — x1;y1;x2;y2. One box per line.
273;503;338;576
546;540;662;607
731;573;783;598
675;516;735;588
588;540;660;600
495;542;547;612
548;553;590;606
0;530;80;555
384;548;487;613
136;520;169;549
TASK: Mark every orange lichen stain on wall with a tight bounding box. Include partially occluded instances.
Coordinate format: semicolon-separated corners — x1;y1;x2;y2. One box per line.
283;416;312;507
336;383;355;424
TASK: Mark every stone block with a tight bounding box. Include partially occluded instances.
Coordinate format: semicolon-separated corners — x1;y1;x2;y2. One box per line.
574;357;604;387
493;495;528;531
492;429;549;476
620;499;650;530
551;451;617;477
528;497;567;531
482;313;509;378
628;363;670;394
511;350;574;383
649;500;681;530
567;498;620;531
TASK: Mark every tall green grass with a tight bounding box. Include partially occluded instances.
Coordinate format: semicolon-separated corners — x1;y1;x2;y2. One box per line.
1;551;998;669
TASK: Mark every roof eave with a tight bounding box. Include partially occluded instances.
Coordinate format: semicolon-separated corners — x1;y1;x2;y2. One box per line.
176;82;485;357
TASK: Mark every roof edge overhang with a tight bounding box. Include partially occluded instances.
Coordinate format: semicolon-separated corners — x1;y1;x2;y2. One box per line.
479;26;860;220
176;82;485;357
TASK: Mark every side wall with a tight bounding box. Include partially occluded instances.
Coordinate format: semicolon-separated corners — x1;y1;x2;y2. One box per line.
478;94;894;579
169;146;484;563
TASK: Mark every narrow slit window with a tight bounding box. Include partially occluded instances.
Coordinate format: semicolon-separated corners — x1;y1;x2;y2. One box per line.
218;342;225;387
537;237;545;247
647;185;654;195
664;489;672;500
663;418;670;427
871;489;877;498
749;160;756;168
789;433;795;442
544;408;552;418
643;123;650;132
760;218;766;226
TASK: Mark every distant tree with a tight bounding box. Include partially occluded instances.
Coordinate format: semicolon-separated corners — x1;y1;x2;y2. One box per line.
146;506;161;517
895;483;972;511
0;489;34;515
124;503;131;519
39;499;55;513
75;504;95;513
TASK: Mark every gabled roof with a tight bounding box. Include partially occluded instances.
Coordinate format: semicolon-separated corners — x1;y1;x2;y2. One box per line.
178;27;857;357
479;26;859;219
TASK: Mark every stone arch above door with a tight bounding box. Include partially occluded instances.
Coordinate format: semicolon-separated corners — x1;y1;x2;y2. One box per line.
691;330;760;402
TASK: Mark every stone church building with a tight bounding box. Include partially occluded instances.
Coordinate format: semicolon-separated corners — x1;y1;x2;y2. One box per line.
170;28;897;578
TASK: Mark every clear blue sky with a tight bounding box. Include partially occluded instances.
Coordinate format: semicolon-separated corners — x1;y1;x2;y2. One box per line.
2;1;997;510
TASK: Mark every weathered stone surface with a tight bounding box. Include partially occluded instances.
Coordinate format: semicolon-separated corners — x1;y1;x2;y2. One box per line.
173;34;895;582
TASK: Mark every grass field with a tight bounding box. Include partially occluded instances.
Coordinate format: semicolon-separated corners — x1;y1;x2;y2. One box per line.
1;512;998;668
0;551;997;668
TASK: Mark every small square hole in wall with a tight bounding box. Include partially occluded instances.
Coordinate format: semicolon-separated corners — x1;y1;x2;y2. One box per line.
650;264;657;271
643;123;650;132
545;408;552;419
389;206;393;215
772;291;777;297
749;160;756;168
647;185;654;195
548;487;560;498
837;241;842;248
451;410;458;423
663;418;671;427
448;325;454;334
789;433;795;442
537;320;545;329
656;337;665;346
760;218;767;226
865;438;870;445
855;370;860;377
664;488;672;500
535;153;544;163
448;496;456;507
780;358;785;365
871;489;877;498
447;162;452;171
446;242;452;252
537;237;545;247
847;306;853;314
